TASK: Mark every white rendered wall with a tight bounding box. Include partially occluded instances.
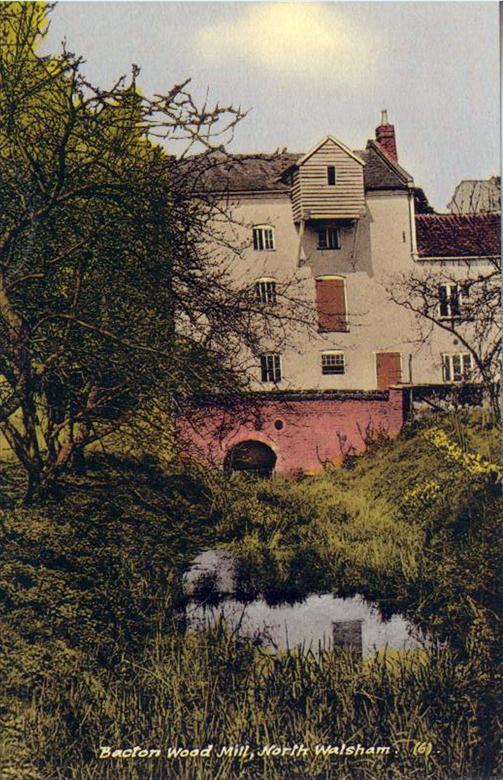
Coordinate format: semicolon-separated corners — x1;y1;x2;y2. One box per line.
223;191;493;391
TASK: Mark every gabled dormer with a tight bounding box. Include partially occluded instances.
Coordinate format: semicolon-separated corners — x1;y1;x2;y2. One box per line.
282;136;366;223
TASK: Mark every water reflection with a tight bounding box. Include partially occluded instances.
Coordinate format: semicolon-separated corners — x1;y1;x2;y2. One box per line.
182;550;426;657
185;593;426;658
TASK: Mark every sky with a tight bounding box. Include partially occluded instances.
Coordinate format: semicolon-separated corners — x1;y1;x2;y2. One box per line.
43;2;500;210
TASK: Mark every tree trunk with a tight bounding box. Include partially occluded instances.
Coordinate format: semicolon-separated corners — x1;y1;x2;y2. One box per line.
72;447;87;475
23;468;41;506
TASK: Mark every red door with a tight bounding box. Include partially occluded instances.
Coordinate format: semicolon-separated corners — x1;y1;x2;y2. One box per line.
376;352;402;390
315;277;348;332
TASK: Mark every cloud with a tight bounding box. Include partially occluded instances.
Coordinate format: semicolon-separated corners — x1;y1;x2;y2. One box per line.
197;4;378;80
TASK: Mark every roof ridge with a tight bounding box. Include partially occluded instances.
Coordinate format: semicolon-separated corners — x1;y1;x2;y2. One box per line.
295;136;366;168
200;144;413;193
365;139;413;183
416;212;500;219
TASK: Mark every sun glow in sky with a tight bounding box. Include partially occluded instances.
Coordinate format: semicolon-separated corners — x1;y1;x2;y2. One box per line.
44;2;499;210
198;4;375;79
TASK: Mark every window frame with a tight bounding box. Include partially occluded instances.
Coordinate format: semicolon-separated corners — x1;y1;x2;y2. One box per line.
252;225;275;252
317;226;341;251
321;350;346;375
438;283;462;319
442;352;473;383
255;277;277;305
260;353;282;383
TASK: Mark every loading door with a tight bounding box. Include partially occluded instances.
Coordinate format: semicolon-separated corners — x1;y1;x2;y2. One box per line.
376;352;402;390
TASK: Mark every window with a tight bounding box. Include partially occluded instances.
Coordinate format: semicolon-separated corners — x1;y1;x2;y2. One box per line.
255;278;277;305
315;276;348;332
442;353;473;382
252;225;275;251
260;353;282;383
438;284;461;318
327;166;337;186
321;351;345;375
317;227;340;250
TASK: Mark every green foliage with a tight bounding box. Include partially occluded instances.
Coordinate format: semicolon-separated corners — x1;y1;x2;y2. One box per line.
0;458;214;664
208;414;501;640
0;3;273;501
0;412;501;779
4;629;502;780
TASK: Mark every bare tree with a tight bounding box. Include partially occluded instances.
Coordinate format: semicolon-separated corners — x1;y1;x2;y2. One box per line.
387;210;501;419
448;177;500;215
0;3;314;502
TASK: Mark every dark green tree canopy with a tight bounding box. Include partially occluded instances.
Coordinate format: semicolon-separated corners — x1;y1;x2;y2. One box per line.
0;3;311;502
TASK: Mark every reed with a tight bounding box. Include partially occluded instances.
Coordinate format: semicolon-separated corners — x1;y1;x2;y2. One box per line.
7;623;500;780
0;411;500;779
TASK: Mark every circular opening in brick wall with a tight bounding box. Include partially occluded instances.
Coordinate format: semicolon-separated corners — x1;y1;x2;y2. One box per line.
274;419;284;431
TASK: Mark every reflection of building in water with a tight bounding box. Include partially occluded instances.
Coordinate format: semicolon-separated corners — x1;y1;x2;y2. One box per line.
185;593;424;658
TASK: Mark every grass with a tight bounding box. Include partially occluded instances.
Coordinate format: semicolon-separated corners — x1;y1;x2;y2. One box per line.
10;626;501;780
0;409;501;779
208;411;501;615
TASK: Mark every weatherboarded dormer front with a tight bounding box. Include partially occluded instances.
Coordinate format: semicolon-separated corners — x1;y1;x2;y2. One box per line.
284;136;366;222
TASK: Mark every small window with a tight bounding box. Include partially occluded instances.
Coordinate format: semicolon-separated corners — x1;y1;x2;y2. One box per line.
318;227;340;250
438;284;461;318
442;353;473;382
253;225;275;251
260;353;282;383
321;351;345;375
255;278;277;305
327;166;336;186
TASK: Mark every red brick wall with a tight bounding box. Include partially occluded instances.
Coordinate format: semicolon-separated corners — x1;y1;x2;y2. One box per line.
375;123;398;161
178;389;406;475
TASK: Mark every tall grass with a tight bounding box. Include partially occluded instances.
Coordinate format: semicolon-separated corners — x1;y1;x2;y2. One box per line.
7;622;500;780
0;411;501;779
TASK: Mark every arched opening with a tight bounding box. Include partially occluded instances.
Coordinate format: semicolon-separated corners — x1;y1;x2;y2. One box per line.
224;440;277;478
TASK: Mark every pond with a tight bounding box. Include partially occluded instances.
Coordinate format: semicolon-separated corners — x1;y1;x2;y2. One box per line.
182;550;426;658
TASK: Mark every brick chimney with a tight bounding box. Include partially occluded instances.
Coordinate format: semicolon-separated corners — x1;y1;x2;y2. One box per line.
375;110;398;161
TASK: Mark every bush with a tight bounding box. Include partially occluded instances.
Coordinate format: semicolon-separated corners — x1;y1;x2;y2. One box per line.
0;458;219;665
0;413;501;779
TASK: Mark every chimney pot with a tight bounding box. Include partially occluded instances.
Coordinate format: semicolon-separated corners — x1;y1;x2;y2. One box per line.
375;110;398;161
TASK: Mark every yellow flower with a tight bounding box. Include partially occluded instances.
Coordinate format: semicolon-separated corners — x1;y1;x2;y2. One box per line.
424;427;502;480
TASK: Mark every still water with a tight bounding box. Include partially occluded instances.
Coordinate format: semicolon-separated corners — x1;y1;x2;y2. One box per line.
185;594;424;657
182;551;426;658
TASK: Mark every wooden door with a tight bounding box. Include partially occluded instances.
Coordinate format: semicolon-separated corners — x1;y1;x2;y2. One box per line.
376;352;402;390
315;277;347;332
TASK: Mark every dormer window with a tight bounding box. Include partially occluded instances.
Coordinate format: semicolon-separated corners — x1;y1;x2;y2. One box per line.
327;166;337;186
255;278;277;305
252;225;275;251
317;227;340;250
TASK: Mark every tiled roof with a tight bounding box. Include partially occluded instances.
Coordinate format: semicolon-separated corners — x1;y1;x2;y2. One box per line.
199;143;411;193
415;213;501;258
197;152;299;192
358;141;413;189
